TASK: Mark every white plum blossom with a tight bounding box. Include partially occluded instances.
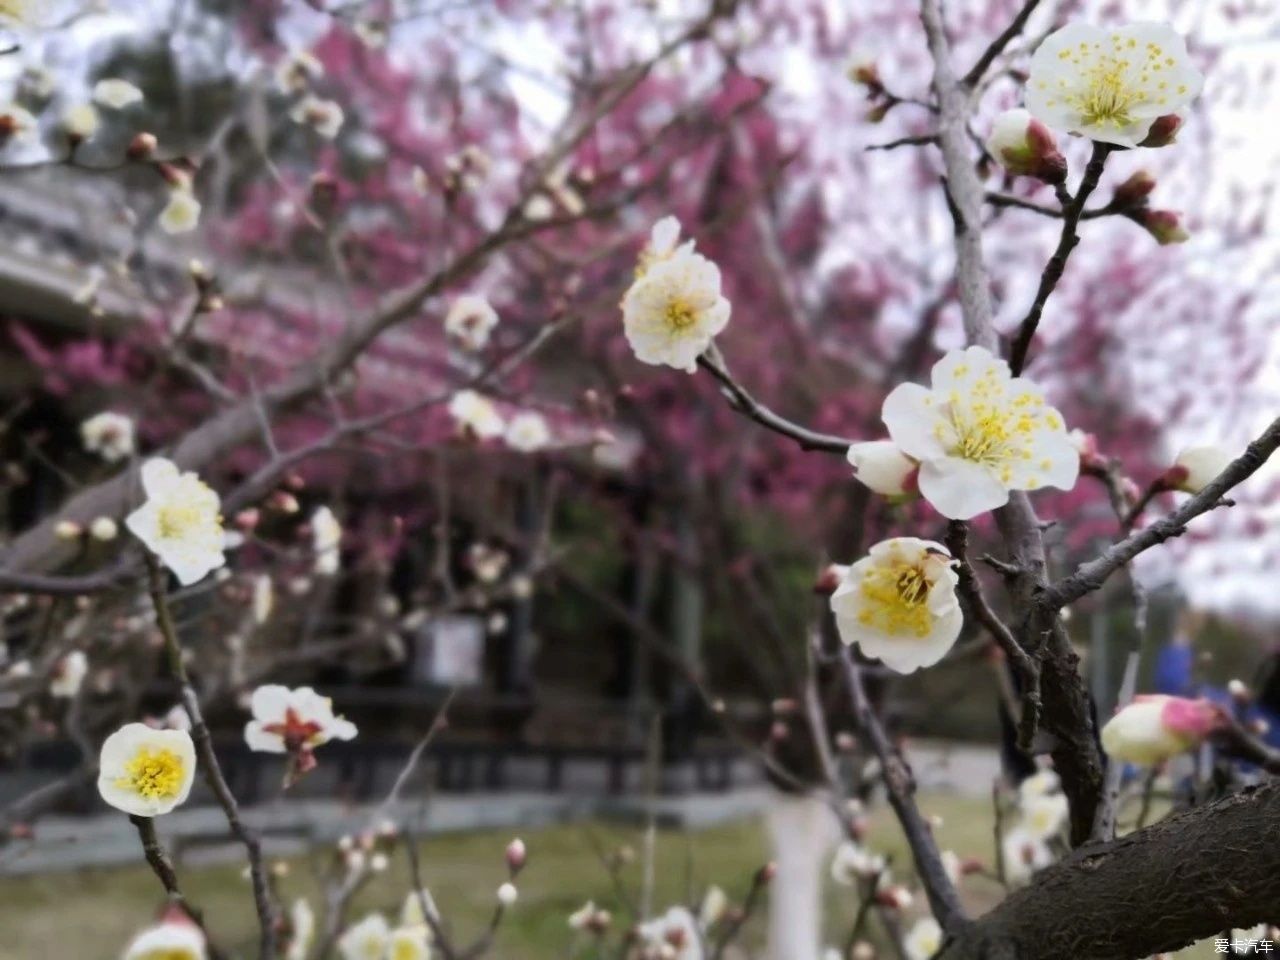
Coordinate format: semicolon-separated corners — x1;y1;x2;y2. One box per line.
830;538;963;674
986;108;1066;184
290;95;345;138
62;103;100;140
285;899;315;960
50;650;88;699
448;389;505;439
275;50;324;94
1026;22;1204;148
93;78;144;110
122;917;207;960
1020;792;1069;840
336;913;389;960
1169;444;1232;493
1001;826;1053;885
243;685;357;766
846;440;918;498
638;906;704;960
698;886;729;928
622;248;730;373
444;294;499;351
126;458;226;586
159;187;202;235
569;900;605;931
1100;695;1221;766
904;917;942;960
311;506;342;575
831;840;886;885
97;722;197;817
386;926;431;960
81;411;136;462
504;411;551;453
880;346;1078;520
1017;769;1060;804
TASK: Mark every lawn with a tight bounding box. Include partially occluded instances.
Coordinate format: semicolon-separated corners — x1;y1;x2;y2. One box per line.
0;792;1210;959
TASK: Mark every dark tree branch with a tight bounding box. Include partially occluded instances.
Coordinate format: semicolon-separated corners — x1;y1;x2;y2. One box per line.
1007;142;1112;375
866;134;939;152
963;0;1043;87
1047;417;1280;609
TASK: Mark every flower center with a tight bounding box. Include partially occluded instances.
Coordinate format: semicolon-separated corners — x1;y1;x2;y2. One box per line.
856;562;934;638
157;501;208;540
263;707;327;750
664;298;698;331
1076;59;1138;127
133;950;199;960
117;747;186;801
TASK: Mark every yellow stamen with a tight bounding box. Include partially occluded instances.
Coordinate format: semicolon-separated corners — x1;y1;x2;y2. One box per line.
857;561;934;638
116;747;186;801
664;298;698;331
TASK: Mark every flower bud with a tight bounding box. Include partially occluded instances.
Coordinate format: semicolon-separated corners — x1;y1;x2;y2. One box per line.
847;59;882;93
813;563;849;597
756;862;777;885
846;441;918;498
1228;678;1251;704
986;108;1067;185
89;516;119;541
127;132;158;161
497;882;518;906
1138;114;1182;148
1100;695;1223;766
1164;444;1231;493
506;837;527;873
873;884;913;910
1137;209;1189;245
1111;170;1156;210
55;520;84;541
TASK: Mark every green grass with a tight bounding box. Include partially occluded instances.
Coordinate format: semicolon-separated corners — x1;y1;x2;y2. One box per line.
0;793;1212;958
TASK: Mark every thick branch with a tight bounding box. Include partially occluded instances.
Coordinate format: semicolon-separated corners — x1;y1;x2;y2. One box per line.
940;782;1280;960
1047;416;1280;609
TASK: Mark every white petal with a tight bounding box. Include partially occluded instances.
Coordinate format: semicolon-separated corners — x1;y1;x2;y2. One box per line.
881;383;947;461
917;457;1009;520
245;721;287;754
250;684;293;721
140;458;180;498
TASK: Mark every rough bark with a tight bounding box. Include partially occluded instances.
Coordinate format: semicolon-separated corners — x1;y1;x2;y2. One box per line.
940;782;1280;960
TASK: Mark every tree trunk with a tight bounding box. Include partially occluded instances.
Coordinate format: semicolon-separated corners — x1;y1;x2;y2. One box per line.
764;790;839;960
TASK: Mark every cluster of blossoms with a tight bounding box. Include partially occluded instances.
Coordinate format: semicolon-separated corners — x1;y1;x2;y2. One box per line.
621;217;731;373
447;389;552;453
1000;771;1069;885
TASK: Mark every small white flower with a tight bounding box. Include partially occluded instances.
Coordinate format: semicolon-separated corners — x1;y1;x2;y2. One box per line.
336;914;389;960
243;684;357;755
290;95;345;138
830;840;886;885
448;389;505;439
93;78;144;110
497;882;518;906
904;917;942;960
830;538;963;674
252;574;274;625
126;458;226;586
123;919;207;960
1017;769;1060;804
286;899;315;960
159;187;202;235
97;722;197;817
275;50;324;95
400;889;439;928
311;506;342;575
89;516;119;541
1025;22;1204;148
50;650;88;698
880;346;1078;520
1001;827;1053;885
444;294;499;351
569;900;598;931
1100;695;1220;766
846;440;918;498
62;102;100;140
622;247;730;373
504;411;551;453
386;926;430;960
699;885;729;928
0;102;38;144
1169;444;1231;493
1019;792;1068;840
81;411;136;462
638;906;704;960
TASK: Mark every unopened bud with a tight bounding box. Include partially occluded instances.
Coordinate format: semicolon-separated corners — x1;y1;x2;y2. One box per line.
497;882;518;906
1228;679;1251;704
756;862;777;885
987;108;1067;185
865;102;892;124
1164;445;1231;494
847;60;882;94
89;516;119;542
851;942;877;960
1251;717;1270;737
835;731;857;752
873;885;913;910
506;837;527;872
814;564;848;596
55;520;84;541
771;698;798;716
1136;209;1189;245
1111;170;1156;210
127;132;158;161
1138;114;1182;148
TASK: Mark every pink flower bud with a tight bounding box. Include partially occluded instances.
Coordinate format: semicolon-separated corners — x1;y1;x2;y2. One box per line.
505;837;527;872
1138;114;1182;148
1137;209;1189;245
127;132;158;161
813;564;848;596
986;109;1067;185
1111;171;1156;209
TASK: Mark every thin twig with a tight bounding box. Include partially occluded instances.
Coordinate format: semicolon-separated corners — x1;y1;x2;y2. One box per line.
963;0;1043;87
